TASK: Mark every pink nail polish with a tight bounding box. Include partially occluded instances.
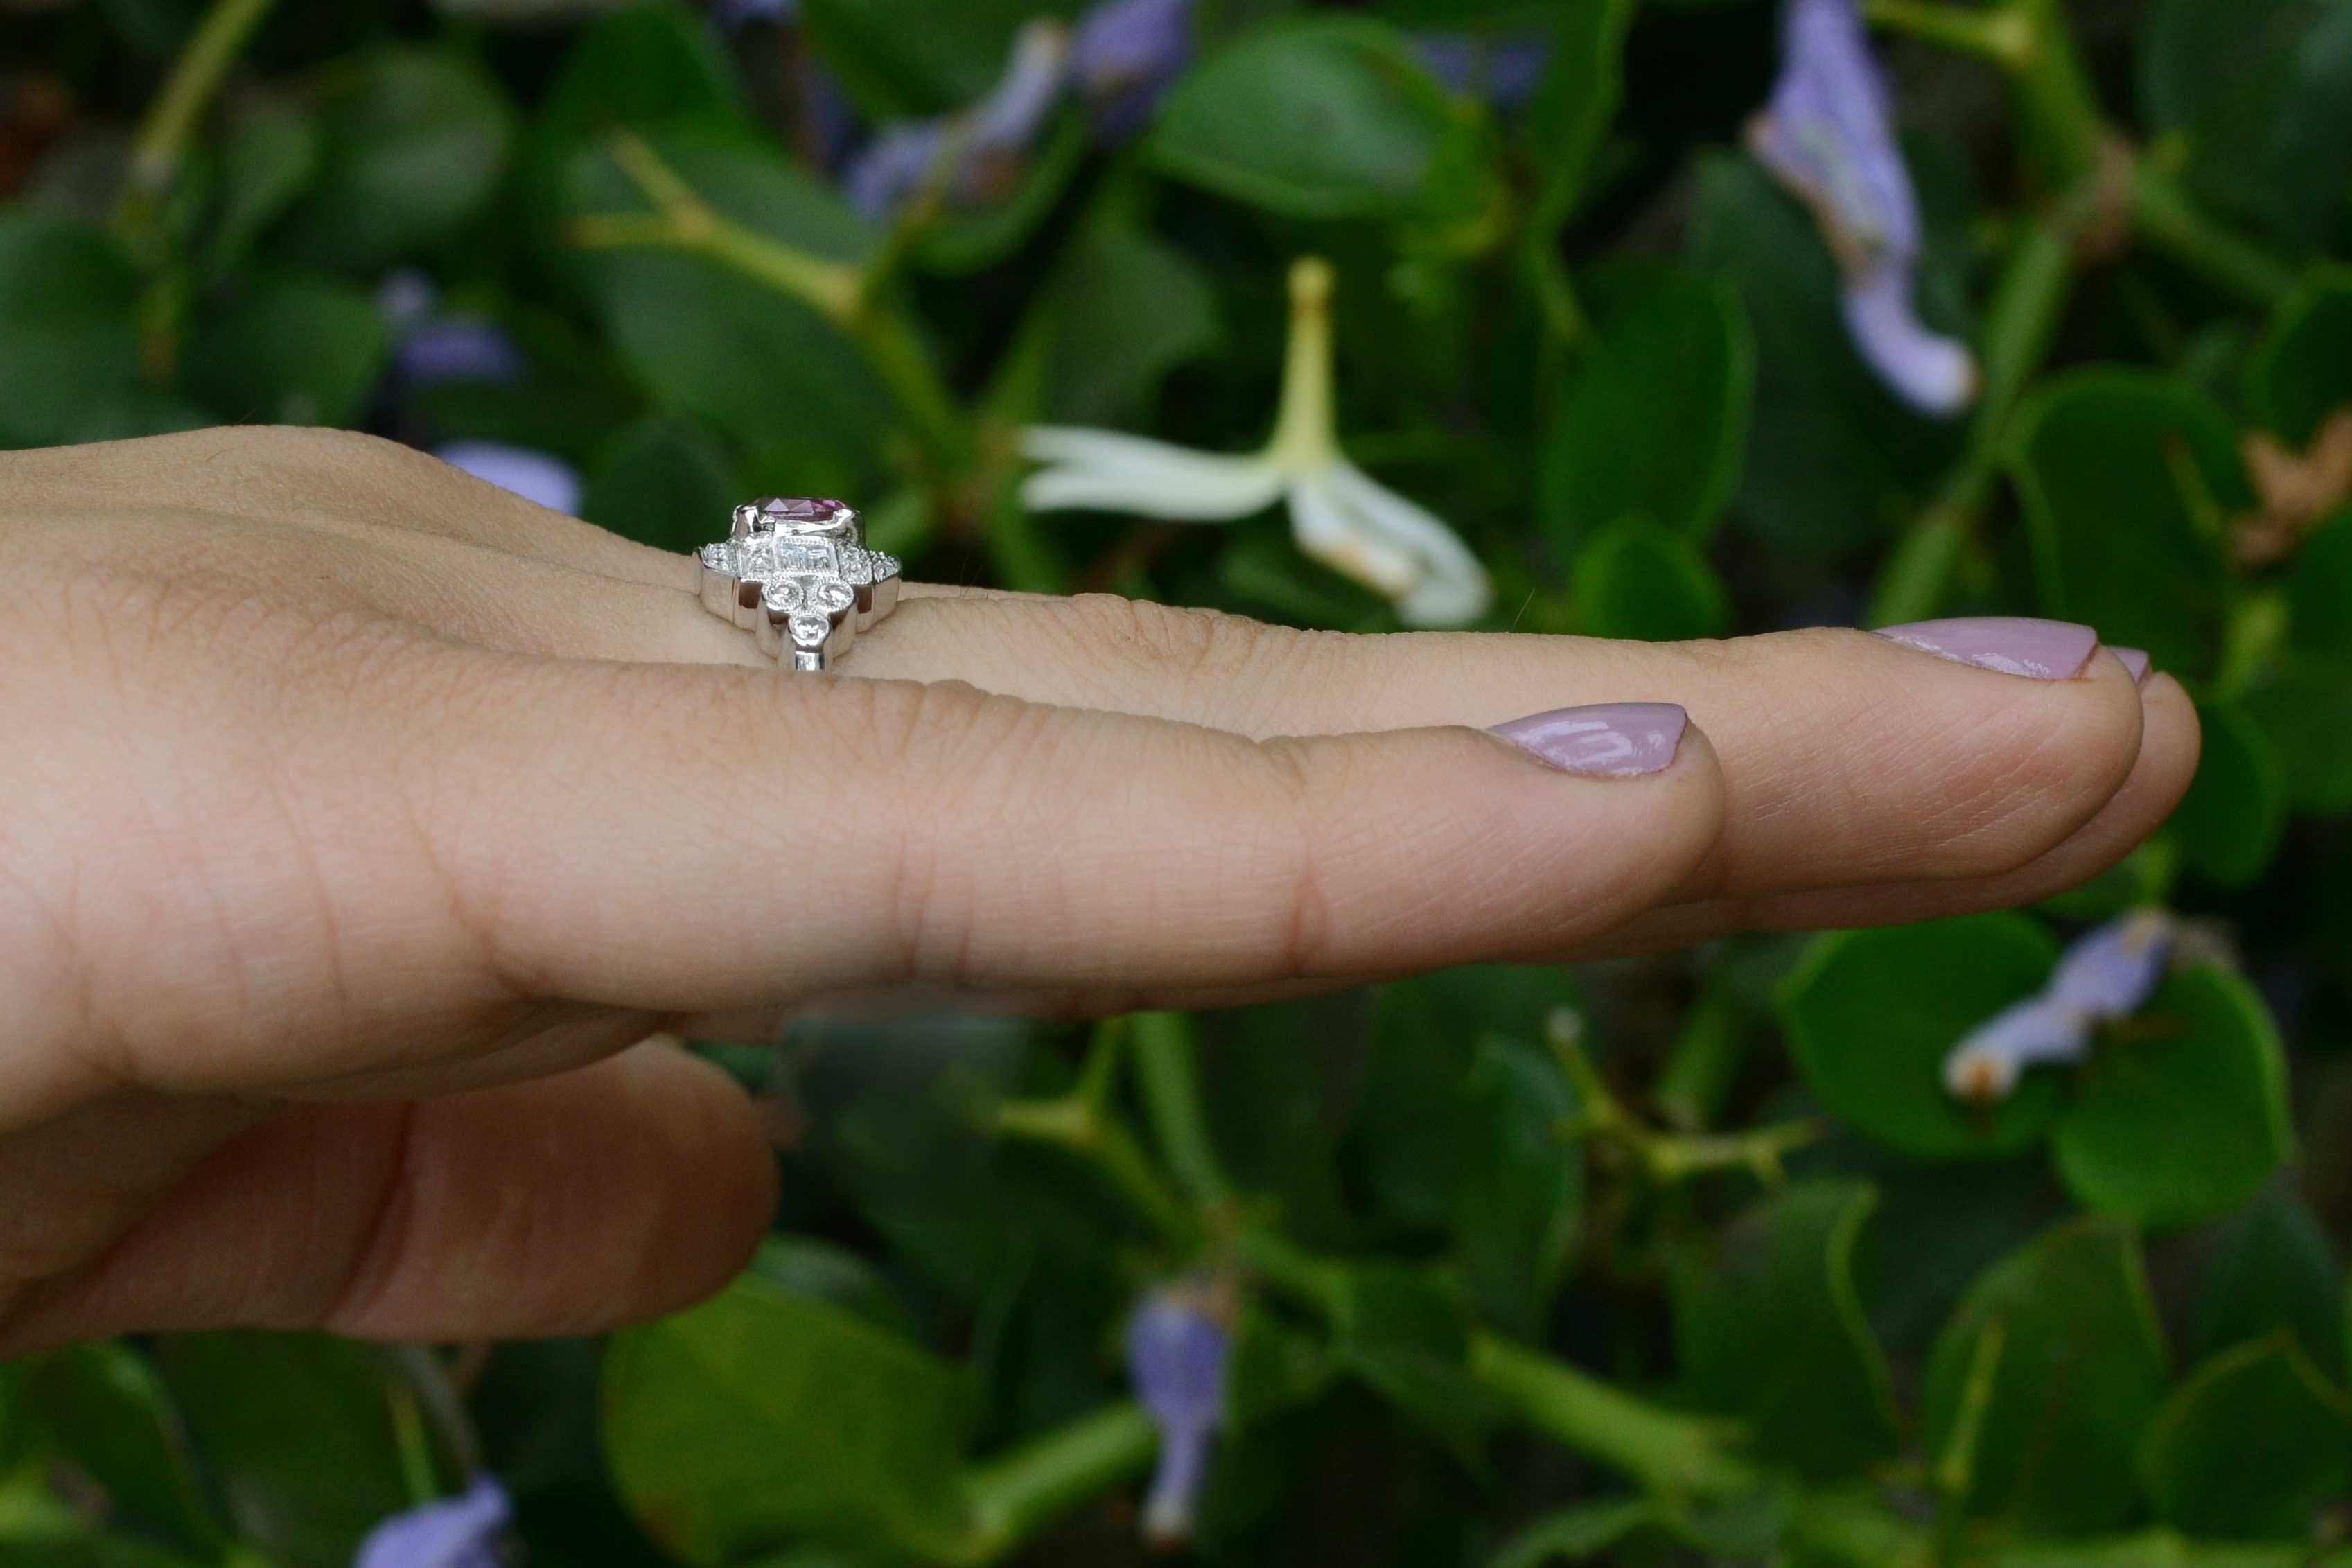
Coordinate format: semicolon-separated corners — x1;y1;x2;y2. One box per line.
1872;617;2100;679
1490;703;1687;777
2108;647;2153;685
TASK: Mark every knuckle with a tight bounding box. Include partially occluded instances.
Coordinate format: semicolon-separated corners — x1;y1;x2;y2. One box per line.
1247;734;1340;978
1056;594;1286;682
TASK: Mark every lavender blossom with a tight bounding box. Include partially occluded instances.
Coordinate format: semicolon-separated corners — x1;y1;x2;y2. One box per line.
711;0;797;28
354;1477;509;1568
1125;1285;1230;1547
435;441;583;516
1071;0;1192;135
1414;32;1551;110
1944;910;2177;1105
843;20;1071;218
378;270;528;387
1748;0;1976;415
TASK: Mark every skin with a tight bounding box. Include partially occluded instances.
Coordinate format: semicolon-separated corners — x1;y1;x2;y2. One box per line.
0;427;2200;1355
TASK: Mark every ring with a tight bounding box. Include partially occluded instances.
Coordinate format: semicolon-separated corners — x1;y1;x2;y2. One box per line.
696;497;902;672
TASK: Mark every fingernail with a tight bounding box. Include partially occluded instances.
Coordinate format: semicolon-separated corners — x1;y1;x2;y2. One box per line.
1490;703;1687;777
1872;617;2100;679
2108;646;2153;685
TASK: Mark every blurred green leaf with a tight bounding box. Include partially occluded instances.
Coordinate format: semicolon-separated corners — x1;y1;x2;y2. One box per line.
2191;1186;2347;1380
1541;264;1753;549
1450;1032;1581;1339
184;270;389;426
0;211;147;449
2240;654;2352;812
1146;17;1503;227
1570;518;1731;642
744;1236;918;1339
2051;966;2292;1230
2169;699;2287;888
2289;510;2352;664
538;3;759;140
2138;0;2320;239
801;0;1087;116
2274;4;2352;252
0;1540;207;1568
1920;1218;2170;1533
1224;1305;1335;1431
1686;155;1965;556
1488;1497;1657;1568
913;115;1091;274
1779;915;2066;1159
602;1268;978;1564
155;1334;459;1568
1525;0;1636;235
204;100;322;278
2010;370;2243;678
2245;266;2352;444
2140;1333;2351;1538
580;413;742;554
1038;223;1220;426
1328;1265;1498;1465
23;1344;224;1555
1674;1181;1901;1477
563;125;889;461
268;48;516;271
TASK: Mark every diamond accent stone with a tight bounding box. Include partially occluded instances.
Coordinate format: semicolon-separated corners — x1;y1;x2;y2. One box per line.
788;613;834;647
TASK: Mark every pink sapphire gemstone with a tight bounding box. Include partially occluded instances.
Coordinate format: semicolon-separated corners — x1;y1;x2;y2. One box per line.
760;496;848;521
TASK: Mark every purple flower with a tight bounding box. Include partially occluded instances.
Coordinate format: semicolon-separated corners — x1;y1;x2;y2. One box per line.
435;441;584;516
1071;0;1192;136
1945;910;2176;1104
1414;32;1551;110
397;320;529;386
1748;0;1976;415
712;0;797;28
1125;1285;1229;1547
842;20;1071;218
354;1477;509;1568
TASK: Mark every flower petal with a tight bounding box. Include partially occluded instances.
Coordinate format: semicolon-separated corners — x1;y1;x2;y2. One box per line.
1297;461;1493;626
1840;261;1978;416
1942;992;2090;1105
1749;0;1915;266
1020;426;1287;519
434;441;583;516
2046;909;2175;1019
355;1476;511;1568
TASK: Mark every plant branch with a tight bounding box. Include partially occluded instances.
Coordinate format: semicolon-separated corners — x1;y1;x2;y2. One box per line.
2132;165;2301;307
1130;1013;1236;1210
993;1094;1200;1247
121;0;281;211
958;1402;1159;1564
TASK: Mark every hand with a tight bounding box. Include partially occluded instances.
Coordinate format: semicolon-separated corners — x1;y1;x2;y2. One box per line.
0;428;2196;1353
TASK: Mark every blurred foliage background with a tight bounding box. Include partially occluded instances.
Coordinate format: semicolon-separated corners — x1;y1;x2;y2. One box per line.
4;0;2352;1562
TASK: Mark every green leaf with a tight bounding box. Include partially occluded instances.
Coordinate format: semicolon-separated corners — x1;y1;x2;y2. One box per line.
1685;154;1967;556
2052;966;2292;1231
268;48;516;271
562;125;889;461
2138;0;2322;240
1570;518;1731;642
2191;1186;2347;1381
602;1267;978;1564
2239;655;2352;813
913;114;1091;275
2169;699;2287;888
183;270;389;427
744;1235;918;1339
1524;0;1637;233
0;211;144;449
204;99;322;277
1541;264;1754;547
580;414;742;555
155;1334;462;1568
0;1539;208;1568
1778;915;2066;1159
1920;1218;2171;1533
800;0;1089;116
1674;1181;1900;1477
2289;511;2352;665
2274;4;2352;253
1037;224;1221;426
2141;1334;2352;1538
23;1344;225;1555
2245;266;2352;445
1146;17;1503;227
1489;1497;1657;1568
1328;1265;1498;1465
1222;1305;1335;1432
1450;1032;1581;1339
2010;370;2244;679
538;2;759;140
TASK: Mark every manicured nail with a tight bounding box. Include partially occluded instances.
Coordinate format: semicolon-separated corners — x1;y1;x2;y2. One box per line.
2108;646;2152;685
1872;617;2099;679
1490;703;1687;777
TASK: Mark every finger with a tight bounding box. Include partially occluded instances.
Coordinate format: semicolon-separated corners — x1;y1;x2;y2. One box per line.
30;651;1725;1102
843;599;2158;899
0;428;689;590
0;1043;771;1354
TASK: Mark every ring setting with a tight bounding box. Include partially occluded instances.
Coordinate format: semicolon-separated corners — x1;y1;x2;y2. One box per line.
697;497;902;671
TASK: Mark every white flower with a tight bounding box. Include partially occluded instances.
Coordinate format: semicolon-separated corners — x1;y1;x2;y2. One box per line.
1020;258;1493;627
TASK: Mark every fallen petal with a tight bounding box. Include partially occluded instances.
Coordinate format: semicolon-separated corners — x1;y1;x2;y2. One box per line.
1307;462;1493;626
1841;261;1977;416
1942;992;2091;1105
1021;426;1288;518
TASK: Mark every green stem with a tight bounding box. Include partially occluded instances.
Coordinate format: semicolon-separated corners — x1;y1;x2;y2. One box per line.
1130;1014;1236;1210
1864;0;2033;64
993;1096;1200;1246
2004;0;2112;191
1651;986;1748;1132
2132;166;2300;307
1467;1332;1760;1500
120;0;281;209
959;1402;1159;1563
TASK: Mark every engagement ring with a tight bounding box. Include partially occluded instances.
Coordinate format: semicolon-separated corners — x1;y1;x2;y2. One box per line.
697;497;902;672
